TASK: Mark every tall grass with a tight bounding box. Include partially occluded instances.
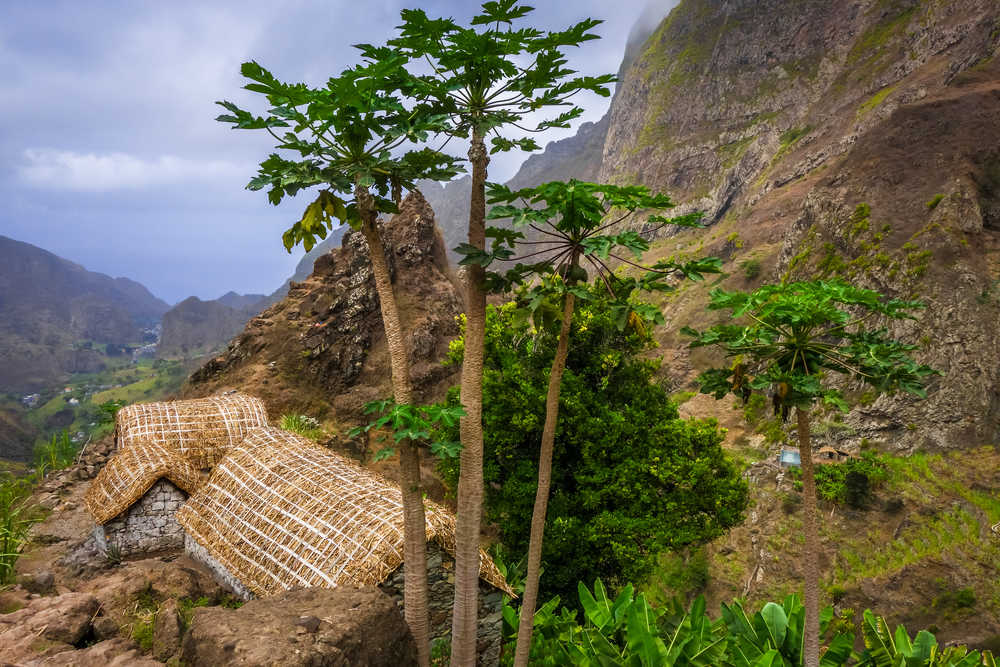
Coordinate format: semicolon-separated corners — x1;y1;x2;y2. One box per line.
34;430;78;473
0;475;37;584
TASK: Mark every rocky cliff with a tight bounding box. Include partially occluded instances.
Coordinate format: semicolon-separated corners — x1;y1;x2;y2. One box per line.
185;191;462;429
595;0;1000;453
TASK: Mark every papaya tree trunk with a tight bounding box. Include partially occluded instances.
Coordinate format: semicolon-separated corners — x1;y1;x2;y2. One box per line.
357;184;431;667
513;291;576;667
451;130;489;666
797;407;820;667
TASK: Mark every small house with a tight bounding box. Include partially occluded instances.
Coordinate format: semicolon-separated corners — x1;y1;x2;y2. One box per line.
85;393;270;556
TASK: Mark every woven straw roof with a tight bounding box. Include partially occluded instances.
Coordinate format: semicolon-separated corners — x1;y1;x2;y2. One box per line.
115;393;269;468
176;426;514;597
85;441;203;524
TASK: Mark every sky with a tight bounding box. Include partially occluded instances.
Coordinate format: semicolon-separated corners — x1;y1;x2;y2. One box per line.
0;0;670;304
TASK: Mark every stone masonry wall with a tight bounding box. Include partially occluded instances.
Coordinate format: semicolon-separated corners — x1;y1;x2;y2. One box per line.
93;478;186;556
183;533;255;601
379;543;505;667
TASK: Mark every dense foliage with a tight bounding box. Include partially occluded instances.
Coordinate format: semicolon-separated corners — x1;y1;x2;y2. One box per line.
440;297;748;603
505;580;995;666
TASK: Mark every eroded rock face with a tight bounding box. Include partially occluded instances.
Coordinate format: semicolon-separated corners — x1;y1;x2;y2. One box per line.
187;190;463;428
181;586;418;667
598;0;1000;452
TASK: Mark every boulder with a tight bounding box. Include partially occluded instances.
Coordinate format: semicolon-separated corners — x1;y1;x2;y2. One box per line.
182;586;417;666
0;592;100;663
32;638;162;666
152;598;181;662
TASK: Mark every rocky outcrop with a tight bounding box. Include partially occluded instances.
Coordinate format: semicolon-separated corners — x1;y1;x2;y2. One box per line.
186;190;463;426
181;586;417;667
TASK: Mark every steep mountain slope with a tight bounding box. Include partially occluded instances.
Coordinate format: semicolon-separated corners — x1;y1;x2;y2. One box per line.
601;0;1000;452
0;236;169;391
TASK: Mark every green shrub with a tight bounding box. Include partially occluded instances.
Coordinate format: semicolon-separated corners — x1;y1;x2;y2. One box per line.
741;258;762;280
926;194;945;210
440;299;748;605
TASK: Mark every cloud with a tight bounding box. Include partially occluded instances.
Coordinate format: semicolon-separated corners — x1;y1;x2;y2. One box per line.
17;149;243;191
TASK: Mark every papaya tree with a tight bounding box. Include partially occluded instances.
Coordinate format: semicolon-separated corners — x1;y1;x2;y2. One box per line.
483;179;721;665
682;279;936;667
214;55;460;666
384;4;615;661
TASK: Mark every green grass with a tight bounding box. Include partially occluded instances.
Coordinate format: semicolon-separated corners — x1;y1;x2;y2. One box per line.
279;414;324;441
858;84;898;116
926;193;945;210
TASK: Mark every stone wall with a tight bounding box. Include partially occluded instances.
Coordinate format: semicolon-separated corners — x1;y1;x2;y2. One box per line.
93;478;186;556
183;534;254;601
379;543;505;667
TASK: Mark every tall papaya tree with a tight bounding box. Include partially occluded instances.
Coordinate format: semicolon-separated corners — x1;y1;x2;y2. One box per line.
384;4;615;662
482;179;721;665
681;279;936;667
214;54;460;667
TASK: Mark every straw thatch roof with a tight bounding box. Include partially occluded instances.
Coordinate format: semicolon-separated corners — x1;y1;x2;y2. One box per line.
115;393;269;468
85;441;203;524
176;426;514;597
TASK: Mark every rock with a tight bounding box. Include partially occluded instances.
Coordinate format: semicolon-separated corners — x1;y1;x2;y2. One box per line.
186;191;463;432
0;592;100;663
152;598;181;662
91;614;120;640
32;638;162;666
18;570;55;595
181;586;417;667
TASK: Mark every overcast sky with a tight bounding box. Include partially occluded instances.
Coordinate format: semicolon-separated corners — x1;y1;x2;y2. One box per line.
0;1;671;304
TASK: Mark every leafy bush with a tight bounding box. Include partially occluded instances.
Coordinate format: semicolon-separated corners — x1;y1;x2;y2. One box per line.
741;258;762;280
812;451;890;508
440;299;748;605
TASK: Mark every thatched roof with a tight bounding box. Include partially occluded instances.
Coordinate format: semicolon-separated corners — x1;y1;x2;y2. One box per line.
176;427;514;597
115;393;269;468
85;441;203;524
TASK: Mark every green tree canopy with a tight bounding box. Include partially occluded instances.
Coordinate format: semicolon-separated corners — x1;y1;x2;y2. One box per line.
215;55;461;251
440;296;748;605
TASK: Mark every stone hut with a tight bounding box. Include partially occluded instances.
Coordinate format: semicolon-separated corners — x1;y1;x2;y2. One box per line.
176;427;513;664
86;442;201;555
84;393;269;556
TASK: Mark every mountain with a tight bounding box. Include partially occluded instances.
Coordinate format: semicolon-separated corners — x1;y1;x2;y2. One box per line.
215;291;266;311
0;235;169;392
157;295;260;359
